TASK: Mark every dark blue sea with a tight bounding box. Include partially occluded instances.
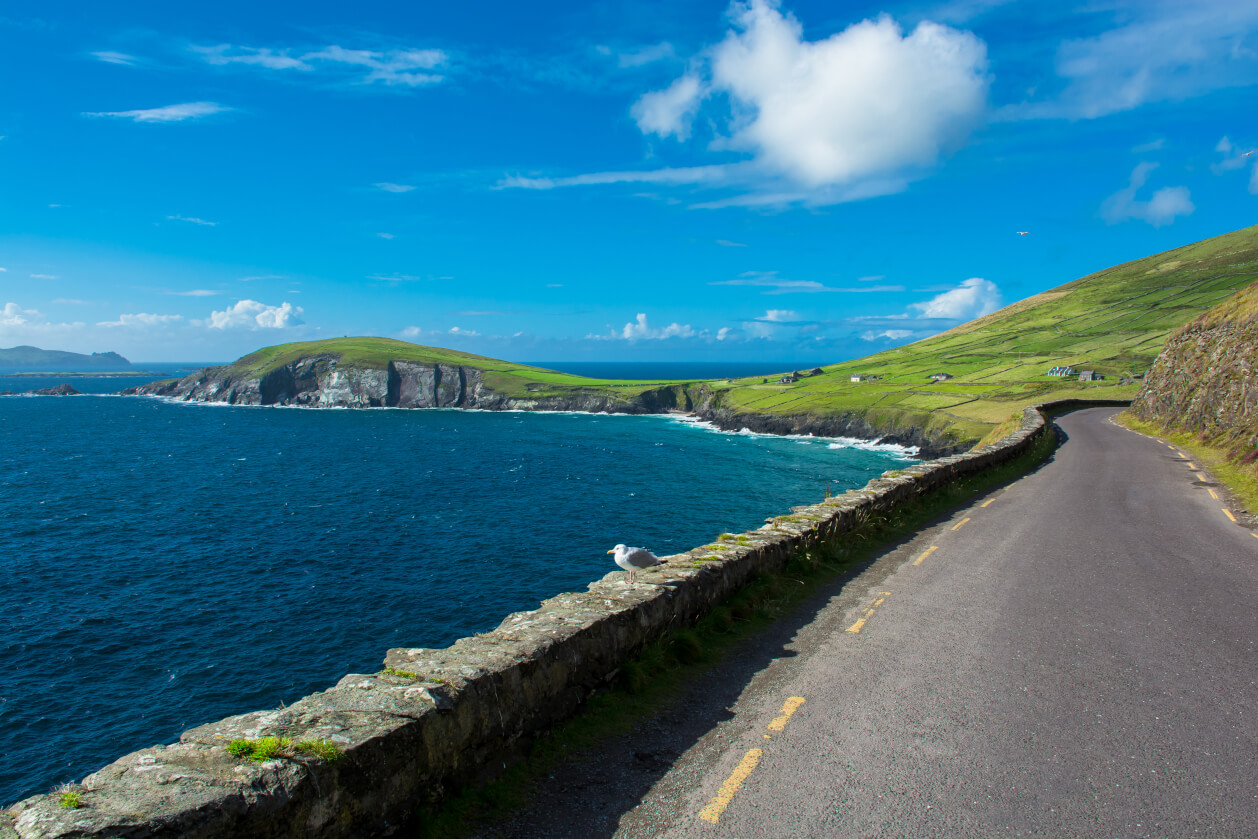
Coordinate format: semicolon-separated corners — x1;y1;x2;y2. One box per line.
0;368;912;804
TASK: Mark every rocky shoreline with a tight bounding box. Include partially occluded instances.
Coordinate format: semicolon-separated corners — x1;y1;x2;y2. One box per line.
121;356;968;458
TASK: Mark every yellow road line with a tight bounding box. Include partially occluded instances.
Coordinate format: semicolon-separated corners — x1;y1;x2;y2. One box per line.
1252;533;1258;541
1187;462;1197;470
699;748;763;823
980;498;995;508
767;697;806;732
874;597;886;606
1178;452;1187;459
1208;488;1219;500
1223;509;1237;522
912;546;938;566
846;617;868;634
952;517;971;531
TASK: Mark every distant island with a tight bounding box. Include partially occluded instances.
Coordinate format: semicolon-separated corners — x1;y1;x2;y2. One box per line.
0;345;131;371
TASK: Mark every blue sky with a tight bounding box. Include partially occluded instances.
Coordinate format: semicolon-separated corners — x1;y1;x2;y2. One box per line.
1;0;1255;363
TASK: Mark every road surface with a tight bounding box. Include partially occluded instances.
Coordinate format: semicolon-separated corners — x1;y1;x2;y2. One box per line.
485;408;1258;838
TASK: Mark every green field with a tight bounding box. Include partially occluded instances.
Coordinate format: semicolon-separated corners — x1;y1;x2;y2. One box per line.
221;224;1258;447
702;223;1258;444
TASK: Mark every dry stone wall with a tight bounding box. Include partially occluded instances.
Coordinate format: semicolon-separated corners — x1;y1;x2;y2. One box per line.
1;400;1119;839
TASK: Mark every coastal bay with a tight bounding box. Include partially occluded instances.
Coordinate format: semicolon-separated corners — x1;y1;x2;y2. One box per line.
0;389;911;804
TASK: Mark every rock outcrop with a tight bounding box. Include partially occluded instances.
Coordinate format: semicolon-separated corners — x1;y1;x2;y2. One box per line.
1130;280;1258;460
123;356;970;456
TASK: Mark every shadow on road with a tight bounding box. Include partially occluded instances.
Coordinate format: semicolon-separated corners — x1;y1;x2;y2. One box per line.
469;446;1064;838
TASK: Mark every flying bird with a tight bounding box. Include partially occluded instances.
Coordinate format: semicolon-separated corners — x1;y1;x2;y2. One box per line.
1017;231;1031;236
1244;151;1255;157
608;544;661;583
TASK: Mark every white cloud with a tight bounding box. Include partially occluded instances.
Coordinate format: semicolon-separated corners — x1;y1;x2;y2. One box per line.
238;274;286;282
601;313;697;340
376;232;396;240
861;328;915;340
83;102;230;123
401;326;423;339
716;239;747;247
909;277;1002;319
191;44;313;71
300;45;446;86
710;270;904;294
375;182;415;193
1213;136;1258;192
1;302;38;326
1101;162;1195;228
701;3;988;187
167;214;216;226
30;273;58;280
52;298;90;305
207;299;304;330
0;267;7;271
92;51;138;66
760;309;798;322
632;74;704;140
98;312;184;328
0;302;82;334
166;289;218;296
717;327;732;340
506;2;988;206
448;326;480;337
615;42;676;68
1008;3;1258;120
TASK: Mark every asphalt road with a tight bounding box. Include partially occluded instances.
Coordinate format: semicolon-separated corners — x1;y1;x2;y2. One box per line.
478;409;1257;838
608;408;1258;838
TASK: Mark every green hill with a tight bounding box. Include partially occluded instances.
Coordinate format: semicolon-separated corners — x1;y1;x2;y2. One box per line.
702;223;1258;445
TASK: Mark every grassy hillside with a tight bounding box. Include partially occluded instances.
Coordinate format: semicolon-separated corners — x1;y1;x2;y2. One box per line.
225;337;682;400
704;224;1258;443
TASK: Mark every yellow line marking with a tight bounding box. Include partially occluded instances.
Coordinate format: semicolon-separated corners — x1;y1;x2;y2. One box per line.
1208;488;1219;500
980;498;995;508
1223;509;1237;522
952;517;971;531
912;545;938;566
699;748;763;823
1187;462;1197;470
767;697;806;732
874;597;886;606
1178;452;1187;459
846;617;868;634
1252;533;1258;541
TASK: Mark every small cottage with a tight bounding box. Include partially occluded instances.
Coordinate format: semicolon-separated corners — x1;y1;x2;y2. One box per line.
1046;365;1076;377
810;368;824;376
929;372;953;381
1078;370;1103;382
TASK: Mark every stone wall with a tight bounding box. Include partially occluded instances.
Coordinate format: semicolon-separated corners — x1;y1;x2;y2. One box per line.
1;401;1118;839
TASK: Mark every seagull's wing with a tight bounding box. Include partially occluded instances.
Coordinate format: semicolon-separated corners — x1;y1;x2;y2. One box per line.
624;547;661;570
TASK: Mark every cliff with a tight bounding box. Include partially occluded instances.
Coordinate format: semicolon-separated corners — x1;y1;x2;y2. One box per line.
121;340;971;457
1129;280;1258;462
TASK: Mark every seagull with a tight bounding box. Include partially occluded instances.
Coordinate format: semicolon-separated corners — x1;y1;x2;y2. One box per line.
608;544;661;583
1017;231;1031;236
1244;151;1255;157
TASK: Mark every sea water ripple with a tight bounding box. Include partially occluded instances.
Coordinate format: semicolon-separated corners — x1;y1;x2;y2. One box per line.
0;392;909;803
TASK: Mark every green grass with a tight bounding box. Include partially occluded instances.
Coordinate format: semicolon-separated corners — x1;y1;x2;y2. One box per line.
411;428;1058;837
57;789;82;809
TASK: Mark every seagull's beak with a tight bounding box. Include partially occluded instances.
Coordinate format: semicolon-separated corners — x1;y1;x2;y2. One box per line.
606;549;614;554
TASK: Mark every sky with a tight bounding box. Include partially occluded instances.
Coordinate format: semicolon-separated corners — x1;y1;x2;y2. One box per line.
0;0;1256;363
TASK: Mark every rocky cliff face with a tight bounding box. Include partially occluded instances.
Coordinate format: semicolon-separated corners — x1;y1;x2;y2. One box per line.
1130;281;1258;459
124;356;673;415
124;356;968;457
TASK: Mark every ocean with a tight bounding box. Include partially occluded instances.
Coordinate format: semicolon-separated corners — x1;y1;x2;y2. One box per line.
0;368;911;804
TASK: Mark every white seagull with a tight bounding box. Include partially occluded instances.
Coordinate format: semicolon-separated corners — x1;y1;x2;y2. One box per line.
1017;231;1031;236
608;544;661;583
